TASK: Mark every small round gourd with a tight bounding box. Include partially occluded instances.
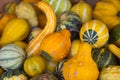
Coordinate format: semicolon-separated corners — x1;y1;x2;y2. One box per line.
0;44;25;70
92;47;117;70
0;69;28;80
56;11;82;41
80;20;109;48
43;0;71;16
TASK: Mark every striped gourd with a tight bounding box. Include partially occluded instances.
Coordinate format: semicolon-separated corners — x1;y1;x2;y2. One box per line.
43;0;71;16
80;20;109;48
0;44;25;70
92;47;117;71
71;0;92;23
26;1;56;57
56;11;82;41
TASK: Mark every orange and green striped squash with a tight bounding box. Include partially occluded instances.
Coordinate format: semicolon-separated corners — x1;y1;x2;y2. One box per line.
80;20;109;48
26;1;56;57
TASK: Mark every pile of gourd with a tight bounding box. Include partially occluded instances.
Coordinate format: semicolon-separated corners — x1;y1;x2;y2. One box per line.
0;0;120;80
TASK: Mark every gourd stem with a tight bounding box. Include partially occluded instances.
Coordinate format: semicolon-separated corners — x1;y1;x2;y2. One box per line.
117;11;120;17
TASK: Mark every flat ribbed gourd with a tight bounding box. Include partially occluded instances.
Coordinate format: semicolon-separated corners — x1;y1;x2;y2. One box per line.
80;20;109;48
26;1;56;57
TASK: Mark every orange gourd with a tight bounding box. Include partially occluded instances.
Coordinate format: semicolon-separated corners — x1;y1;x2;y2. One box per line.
39;29;71;62
26;1;56;57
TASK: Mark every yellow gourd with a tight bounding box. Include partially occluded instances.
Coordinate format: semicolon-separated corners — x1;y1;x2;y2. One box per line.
108;44;120;59
62;43;99;80
71;0;92;23
0;18;30;47
26;1;56;57
14;41;28;50
93;1;120;30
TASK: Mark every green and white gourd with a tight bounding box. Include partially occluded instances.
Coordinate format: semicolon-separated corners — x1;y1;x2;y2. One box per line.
0;44;25;70
56;11;82;41
92;47;117;71
43;0;71;16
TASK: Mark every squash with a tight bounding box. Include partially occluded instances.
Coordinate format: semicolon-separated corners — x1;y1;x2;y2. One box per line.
16;2;38;27
0;13;16;35
0;67;3;75
110;25;120;47
22;0;40;3
0;44;25;70
43;0;71;16
30;73;58;80
39;29;71;62
55;59;67;80
71;0;92;23
93;1;120;30
0;69;28;80
62;43;99;80
108;44;120;59
99;66;120;80
80;20;109;48
56;11;82;41
69;39;81;57
92;47;117;71
26;1;56;57
0;18;30;47
27;28;42;42
24;55;46;77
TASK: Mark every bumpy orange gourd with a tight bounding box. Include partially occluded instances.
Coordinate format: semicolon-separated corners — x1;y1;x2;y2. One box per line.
39;29;71;62
26;1;56;57
62;43;99;80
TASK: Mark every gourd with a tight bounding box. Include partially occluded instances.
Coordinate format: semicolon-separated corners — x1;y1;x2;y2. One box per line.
62;43;99;80
92;47;117;70
99;66;120;80
69;39;81;57
22;0;40;3
0;18;30;47
110;25;120;47
43;0;71;16
16;2;38;27
39;29;71;62
0;69;28;80
108;44;120;59
93;1;120;30
26;1;56;57
71;0;92;23
0;44;25;70
0;13;16;35
80;20;109;48
56;11;82;41
24;55;46;77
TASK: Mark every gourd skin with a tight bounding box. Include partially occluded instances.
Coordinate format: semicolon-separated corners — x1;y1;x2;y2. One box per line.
62;43;99;80
93;1;120;30
39;29;71;62
26;1;56;57
80;20;109;48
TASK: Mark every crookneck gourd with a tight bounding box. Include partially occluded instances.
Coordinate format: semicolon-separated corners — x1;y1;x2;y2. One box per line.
39;29;71;62
26;1;56;57
80;20;109;48
62;43;99;80
93;1;120;30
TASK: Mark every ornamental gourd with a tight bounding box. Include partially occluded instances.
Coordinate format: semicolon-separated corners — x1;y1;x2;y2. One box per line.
71;0;92;23
80;20;109;48
62;43;99;80
26;1;56;57
0;44;25;70
39;29;71;62
93;1;120;30
0;70;28;80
